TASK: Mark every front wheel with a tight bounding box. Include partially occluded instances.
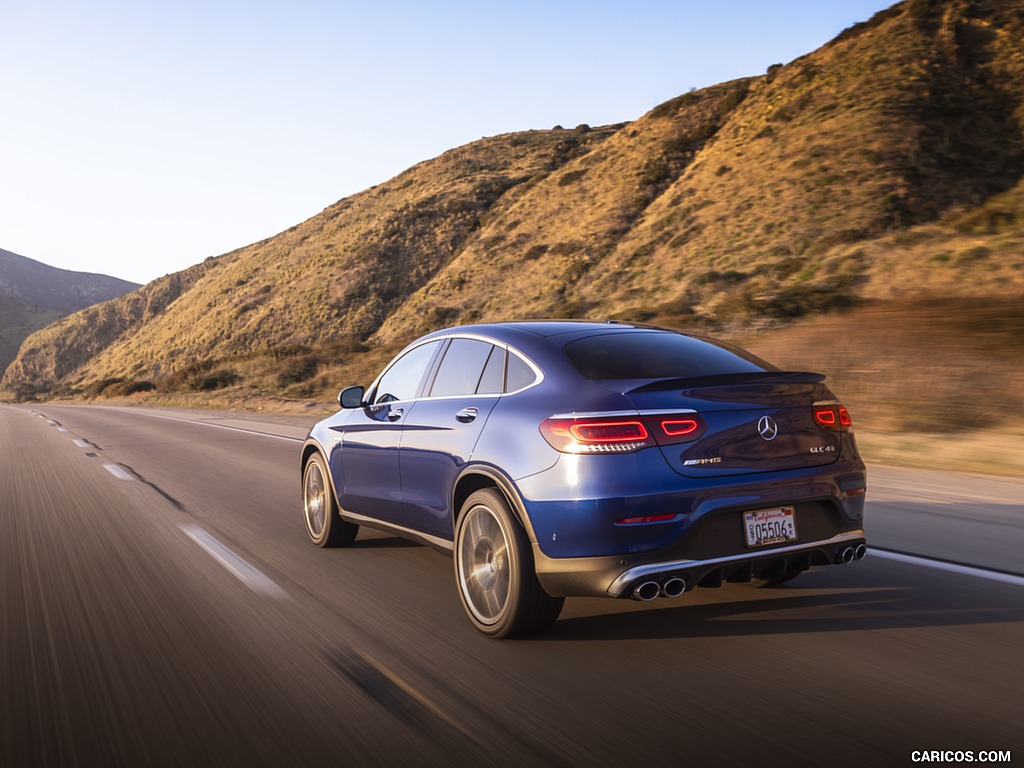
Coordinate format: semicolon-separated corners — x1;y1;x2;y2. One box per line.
302;453;358;547
454;488;563;638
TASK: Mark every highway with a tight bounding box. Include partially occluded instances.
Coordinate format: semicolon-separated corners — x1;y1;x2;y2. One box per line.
2;403;1021;767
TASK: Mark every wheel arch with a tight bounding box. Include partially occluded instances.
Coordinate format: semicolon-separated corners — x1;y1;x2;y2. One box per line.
301;439;342;507
452;466;538;545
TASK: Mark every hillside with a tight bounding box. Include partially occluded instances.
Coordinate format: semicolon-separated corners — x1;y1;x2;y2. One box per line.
0;248;139;374
4;0;1024;408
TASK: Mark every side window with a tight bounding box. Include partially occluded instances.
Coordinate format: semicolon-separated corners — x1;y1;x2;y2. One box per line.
430;338;495;397
373;341;441;404
506;351;538;392
476;347;506;395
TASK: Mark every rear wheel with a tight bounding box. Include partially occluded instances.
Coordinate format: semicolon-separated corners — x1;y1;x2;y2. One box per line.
303;453;358;547
455;488;563;638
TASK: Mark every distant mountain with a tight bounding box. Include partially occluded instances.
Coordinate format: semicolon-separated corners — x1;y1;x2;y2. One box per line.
0;248;140;314
3;0;1023;400
0;249;139;376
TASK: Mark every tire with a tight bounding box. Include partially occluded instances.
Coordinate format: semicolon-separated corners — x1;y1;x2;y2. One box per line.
302;453;358;548
454;488;563;639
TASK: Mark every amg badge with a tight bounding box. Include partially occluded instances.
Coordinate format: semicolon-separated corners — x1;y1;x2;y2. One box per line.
683;457;722;466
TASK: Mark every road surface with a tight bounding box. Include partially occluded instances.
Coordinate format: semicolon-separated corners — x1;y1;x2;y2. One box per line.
2;404;1021;767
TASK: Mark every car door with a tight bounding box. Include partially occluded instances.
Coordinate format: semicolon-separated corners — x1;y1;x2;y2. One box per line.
399;338;504;539
338;339;442;526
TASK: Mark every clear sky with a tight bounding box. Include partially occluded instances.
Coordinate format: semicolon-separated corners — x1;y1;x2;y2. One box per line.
1;0;896;285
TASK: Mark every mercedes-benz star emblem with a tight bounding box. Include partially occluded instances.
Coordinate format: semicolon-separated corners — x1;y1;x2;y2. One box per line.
757;415;779;441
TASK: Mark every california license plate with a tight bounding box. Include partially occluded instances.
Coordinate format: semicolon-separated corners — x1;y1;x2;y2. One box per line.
743;506;797;547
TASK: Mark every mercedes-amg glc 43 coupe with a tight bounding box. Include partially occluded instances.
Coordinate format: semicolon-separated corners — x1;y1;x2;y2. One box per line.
301;321;867;637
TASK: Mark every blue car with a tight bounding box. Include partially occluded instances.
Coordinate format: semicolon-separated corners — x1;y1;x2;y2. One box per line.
301;321;867;638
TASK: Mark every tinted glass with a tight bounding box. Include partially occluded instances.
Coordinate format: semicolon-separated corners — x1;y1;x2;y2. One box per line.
477;346;506;395
564;331;774;381
430;339;495;397
506;351;538;392
373;341;441;403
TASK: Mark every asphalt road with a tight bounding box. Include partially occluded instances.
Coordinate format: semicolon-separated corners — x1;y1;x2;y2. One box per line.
2;403;1021;767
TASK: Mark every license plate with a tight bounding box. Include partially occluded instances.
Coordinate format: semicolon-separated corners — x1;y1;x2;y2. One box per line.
743;506;797;547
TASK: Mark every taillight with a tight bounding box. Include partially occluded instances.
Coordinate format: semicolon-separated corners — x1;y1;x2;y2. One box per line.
540;413;706;454
540;417;652;453
814;402;853;432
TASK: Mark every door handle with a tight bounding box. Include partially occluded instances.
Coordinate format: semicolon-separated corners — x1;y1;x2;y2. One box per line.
387;407;404;422
456;407;478;423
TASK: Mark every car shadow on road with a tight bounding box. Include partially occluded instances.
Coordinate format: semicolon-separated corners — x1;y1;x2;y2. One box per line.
533;580;1024;642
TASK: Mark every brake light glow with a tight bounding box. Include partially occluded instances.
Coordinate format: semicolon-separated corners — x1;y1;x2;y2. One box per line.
814;409;837;426
571;421;648;443
813;402;853;432
540;417;652;453
661;419;700;436
540;412;706;454
839;406;852;427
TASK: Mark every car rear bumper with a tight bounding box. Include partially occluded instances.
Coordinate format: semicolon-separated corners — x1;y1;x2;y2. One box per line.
533;529;866;598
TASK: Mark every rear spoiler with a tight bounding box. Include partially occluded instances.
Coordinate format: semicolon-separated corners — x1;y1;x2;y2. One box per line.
627;371;826;393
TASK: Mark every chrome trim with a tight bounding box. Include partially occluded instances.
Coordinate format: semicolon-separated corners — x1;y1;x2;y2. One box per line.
637;408;699;416
606;530;866;597
339;511;454;552
757;415;779;441
363;333;545;405
547;408;698;420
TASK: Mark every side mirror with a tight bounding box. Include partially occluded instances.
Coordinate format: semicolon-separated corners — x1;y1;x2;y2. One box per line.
338;385;365;409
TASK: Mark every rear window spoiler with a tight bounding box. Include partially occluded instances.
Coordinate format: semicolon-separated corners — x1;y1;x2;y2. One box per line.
627;371;826;393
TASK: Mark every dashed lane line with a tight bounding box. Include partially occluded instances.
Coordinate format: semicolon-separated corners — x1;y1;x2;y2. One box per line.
180;524;287;599
104;464;135;481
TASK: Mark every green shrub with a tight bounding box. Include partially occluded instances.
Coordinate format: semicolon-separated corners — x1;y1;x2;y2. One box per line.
101;379;156;397
275;355;319;388
84;377;125;398
958;246;991;263
186;369;240;392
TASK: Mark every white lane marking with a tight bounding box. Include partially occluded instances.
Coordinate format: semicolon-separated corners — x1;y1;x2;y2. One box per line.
104;464;135;481
180;524;287;599
871;548;1024;588
73;439;90;448
123;411;303;443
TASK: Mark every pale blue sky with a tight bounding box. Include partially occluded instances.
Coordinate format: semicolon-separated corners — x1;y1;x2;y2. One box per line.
1;1;895;285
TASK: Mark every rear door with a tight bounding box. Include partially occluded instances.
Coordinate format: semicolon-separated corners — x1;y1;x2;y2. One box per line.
399;338;503;539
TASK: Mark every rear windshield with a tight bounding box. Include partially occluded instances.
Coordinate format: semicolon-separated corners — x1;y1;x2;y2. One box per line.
564;331;775;381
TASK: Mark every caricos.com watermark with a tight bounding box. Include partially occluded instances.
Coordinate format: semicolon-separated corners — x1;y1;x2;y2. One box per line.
911;752;1012;763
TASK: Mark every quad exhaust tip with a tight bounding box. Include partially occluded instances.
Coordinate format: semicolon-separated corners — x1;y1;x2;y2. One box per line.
633;581;661;601
661;577;686;598
837;544;867;565
632;577;687;601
